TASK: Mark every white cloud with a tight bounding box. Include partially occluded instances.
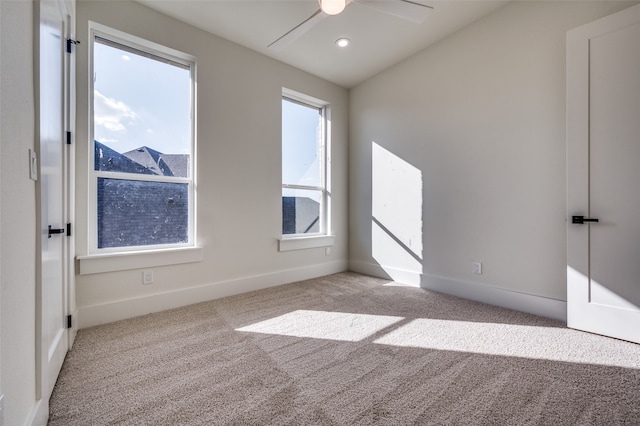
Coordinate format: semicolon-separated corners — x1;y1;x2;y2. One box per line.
94;90;137;132
95;137;119;144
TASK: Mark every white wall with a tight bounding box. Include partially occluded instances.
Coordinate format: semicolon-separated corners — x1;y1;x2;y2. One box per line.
349;1;637;320
75;0;350;328
0;0;3;418
0;1;39;424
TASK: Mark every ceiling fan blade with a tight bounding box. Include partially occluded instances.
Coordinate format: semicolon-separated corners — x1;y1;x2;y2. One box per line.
354;0;433;24
269;9;328;51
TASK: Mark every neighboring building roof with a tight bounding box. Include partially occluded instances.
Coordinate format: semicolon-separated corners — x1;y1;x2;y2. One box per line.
94;141;154;175
282;196;320;235
97;178;188;248
94;141;189;178
159;154;189;178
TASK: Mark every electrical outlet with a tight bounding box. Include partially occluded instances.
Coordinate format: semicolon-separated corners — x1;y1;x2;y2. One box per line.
143;270;154;284
472;262;482;275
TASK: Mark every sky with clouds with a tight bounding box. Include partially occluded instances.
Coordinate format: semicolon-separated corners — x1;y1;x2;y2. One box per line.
93;41;191;155
94;38;322;186
282;98;322;188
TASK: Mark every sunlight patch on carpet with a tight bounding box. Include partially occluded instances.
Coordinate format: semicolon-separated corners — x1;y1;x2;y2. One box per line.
373;318;640;369
236;310;404;342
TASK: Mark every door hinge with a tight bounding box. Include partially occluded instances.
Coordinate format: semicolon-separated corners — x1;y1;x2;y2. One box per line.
66;131;72;145
67;315;72;329
66;223;72;237
66;38;80;53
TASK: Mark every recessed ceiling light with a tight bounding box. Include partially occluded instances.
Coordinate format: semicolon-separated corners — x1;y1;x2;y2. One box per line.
335;38;350;48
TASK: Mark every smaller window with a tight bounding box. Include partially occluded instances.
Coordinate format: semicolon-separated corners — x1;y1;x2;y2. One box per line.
281;92;330;238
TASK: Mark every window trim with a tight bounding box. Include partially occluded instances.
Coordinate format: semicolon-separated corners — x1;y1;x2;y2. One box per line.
77;246;203;275
87;22;197;256
280;88;332;249
279;235;334;252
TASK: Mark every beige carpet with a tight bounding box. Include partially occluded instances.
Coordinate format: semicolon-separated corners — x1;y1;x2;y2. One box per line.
49;272;640;425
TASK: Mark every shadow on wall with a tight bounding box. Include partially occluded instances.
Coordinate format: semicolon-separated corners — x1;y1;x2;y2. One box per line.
372;142;423;285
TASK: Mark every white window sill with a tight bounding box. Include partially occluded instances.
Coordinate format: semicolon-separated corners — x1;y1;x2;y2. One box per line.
77;246;203;275
278;235;334;252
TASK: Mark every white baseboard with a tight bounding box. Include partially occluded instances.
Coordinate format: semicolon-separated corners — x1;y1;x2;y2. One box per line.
349;260;422;287
78;261;348;329
27;399;47;426
349;260;567;322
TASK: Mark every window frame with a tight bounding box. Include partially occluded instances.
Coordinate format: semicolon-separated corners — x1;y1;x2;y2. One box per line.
87;23;197;255
280;88;332;250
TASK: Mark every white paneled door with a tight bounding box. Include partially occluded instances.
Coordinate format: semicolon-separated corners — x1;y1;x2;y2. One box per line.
567;4;640;344
37;0;73;417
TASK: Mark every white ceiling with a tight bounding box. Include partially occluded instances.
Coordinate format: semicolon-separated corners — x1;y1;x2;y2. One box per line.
135;0;509;88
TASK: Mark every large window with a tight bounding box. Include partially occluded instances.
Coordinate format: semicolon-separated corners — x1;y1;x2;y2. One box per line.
281;92;329;238
90;27;195;252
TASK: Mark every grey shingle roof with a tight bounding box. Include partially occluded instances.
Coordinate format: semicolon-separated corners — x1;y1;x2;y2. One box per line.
122;146;189;178
94;141;189;177
160;154;189;178
94;141;154;175
282;196;320;235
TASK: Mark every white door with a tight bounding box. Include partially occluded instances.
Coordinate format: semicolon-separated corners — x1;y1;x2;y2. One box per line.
37;0;70;406
567;4;640;344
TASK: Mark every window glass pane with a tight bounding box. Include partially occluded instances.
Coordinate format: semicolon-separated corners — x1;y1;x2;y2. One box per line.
93;39;191;177
282;98;321;187
97;178;188;248
282;188;321;235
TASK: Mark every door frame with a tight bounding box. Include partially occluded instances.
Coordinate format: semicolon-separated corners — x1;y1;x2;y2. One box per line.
63;0;77;351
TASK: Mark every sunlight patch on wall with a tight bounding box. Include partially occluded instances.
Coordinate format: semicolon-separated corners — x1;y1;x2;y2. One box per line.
373;318;640;369
372;142;423;285
591;278;640;311
236;310;404;342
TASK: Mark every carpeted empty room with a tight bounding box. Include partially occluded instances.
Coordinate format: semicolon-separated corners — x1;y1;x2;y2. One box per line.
49;273;640;425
